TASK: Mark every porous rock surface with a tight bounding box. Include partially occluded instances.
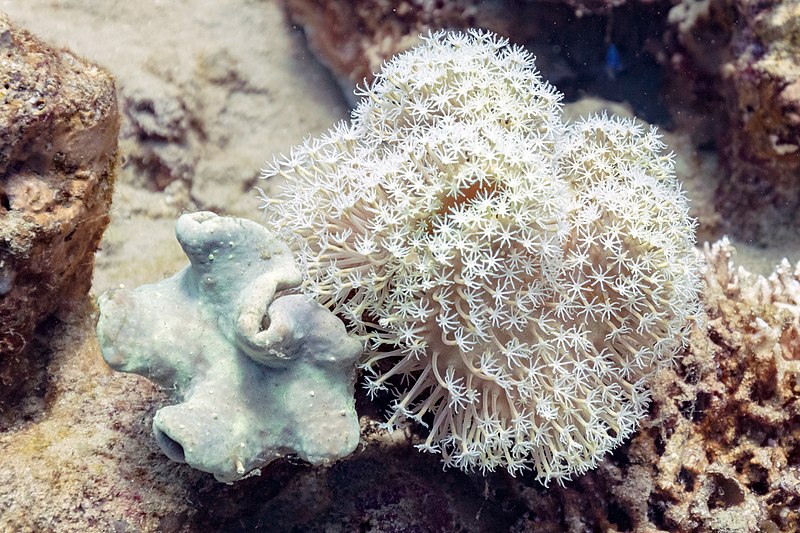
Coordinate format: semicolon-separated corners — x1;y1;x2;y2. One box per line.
512;239;800;532
0;0;348;298
0;11;117;406
666;0;800;244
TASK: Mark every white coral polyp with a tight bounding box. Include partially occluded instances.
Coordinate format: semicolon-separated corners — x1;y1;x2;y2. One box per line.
260;29;702;485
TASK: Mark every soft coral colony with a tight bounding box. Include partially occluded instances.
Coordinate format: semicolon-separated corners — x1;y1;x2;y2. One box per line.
260;29;703;486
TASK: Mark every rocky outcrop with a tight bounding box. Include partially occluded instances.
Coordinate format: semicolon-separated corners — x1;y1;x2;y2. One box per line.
0;12;118;409
666;0;800;243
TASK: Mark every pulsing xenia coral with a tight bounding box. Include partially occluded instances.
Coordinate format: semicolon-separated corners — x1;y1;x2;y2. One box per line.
259;29;702;485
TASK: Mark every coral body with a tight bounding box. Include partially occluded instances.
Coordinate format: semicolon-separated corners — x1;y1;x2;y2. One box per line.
96;212;362;482
0;12;118;403
261;30;702;485
1;239;796;532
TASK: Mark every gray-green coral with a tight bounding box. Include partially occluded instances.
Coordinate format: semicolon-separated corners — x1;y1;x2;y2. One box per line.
96;212;362;482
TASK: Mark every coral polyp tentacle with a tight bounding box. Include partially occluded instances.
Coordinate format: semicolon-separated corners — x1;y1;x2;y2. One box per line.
261;29;702;485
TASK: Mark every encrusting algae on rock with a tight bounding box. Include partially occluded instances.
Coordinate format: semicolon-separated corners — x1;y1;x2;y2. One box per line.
260;29;703;485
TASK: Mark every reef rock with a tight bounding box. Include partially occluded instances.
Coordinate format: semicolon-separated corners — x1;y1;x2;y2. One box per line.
96;212;363;482
280;0;497;93
0;12;118;404
512;238;800;532
666;0;800;243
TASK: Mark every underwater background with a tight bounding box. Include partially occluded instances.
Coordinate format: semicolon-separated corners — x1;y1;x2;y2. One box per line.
1;0;799;531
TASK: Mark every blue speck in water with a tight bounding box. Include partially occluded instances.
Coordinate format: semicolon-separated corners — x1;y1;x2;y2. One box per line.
605;44;624;80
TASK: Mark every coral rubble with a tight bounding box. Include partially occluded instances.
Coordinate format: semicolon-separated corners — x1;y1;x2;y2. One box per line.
0;11;118;411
